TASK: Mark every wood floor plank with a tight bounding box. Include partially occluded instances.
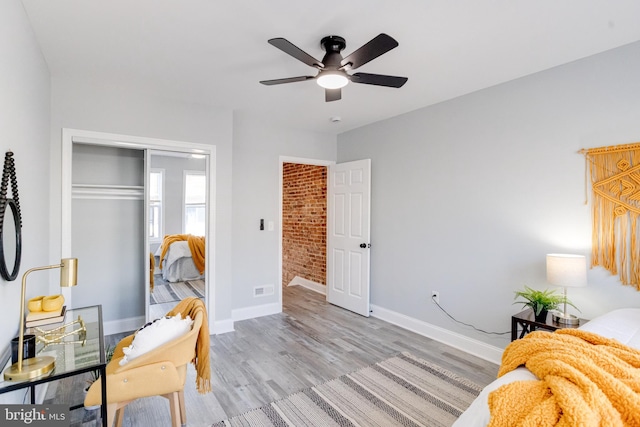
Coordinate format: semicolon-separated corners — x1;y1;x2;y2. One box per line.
46;284;498;426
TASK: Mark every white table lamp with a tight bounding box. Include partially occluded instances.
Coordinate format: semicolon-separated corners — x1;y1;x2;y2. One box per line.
546;254;587;325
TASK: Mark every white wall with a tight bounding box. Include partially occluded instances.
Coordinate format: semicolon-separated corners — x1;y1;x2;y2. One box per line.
338;41;640;349
0;0;50;353
232;113;336;312
48;77;234;327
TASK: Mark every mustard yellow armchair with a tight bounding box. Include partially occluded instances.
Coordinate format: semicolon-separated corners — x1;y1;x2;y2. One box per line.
85;300;208;427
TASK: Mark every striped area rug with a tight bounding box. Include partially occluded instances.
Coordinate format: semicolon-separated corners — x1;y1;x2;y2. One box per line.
150;279;205;304
211;352;482;427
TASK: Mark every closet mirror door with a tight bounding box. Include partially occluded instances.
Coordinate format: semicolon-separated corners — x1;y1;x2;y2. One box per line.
146;150;208;320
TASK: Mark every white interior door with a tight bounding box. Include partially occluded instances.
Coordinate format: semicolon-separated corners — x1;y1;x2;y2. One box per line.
327;159;371;317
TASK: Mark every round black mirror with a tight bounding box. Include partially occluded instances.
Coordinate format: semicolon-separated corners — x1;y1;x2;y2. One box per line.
0;198;22;281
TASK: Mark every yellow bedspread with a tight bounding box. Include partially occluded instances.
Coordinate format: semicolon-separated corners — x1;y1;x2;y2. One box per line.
488;329;640;427
158;234;205;275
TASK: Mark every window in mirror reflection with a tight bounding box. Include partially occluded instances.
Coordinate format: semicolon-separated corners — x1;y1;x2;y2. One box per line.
184;172;205;236
149;169;164;242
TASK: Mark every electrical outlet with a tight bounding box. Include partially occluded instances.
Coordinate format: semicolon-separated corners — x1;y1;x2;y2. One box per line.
431;291;439;304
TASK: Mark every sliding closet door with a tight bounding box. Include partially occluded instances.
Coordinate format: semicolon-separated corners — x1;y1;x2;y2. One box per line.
145;151;208;321
71;144;145;322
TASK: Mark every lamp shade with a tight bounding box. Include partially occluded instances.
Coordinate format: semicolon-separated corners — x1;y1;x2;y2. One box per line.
546;254;587;288
60;257;78;287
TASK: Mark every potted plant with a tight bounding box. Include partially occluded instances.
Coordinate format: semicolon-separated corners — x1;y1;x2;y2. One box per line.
513;286;578;322
84;344;115;410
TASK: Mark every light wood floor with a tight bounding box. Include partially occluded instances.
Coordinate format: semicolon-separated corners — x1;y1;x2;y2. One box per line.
47;285;499;426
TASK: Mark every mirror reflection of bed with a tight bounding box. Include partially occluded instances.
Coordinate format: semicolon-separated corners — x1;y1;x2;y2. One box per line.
149;234;205;319
147;152;207;320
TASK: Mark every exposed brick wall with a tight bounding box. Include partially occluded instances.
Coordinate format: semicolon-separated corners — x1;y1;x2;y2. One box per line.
282;163;327;288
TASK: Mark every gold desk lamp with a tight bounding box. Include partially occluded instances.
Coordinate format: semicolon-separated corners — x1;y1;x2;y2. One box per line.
4;258;78;381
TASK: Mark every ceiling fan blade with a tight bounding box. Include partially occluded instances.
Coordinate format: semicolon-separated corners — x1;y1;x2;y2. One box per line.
325;88;341;102
260;76;315;86
350;72;408;88
268;38;324;68
340;33;398;70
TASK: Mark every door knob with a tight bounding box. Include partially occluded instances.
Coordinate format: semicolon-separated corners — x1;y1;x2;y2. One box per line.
359;243;370;248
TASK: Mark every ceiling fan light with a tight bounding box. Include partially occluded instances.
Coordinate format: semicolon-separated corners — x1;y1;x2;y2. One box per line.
317;72;348;89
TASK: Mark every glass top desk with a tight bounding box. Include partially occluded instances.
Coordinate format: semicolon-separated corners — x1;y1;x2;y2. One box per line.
0;305;107;426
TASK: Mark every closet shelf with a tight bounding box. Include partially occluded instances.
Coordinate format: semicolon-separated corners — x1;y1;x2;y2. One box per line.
72;184;144;200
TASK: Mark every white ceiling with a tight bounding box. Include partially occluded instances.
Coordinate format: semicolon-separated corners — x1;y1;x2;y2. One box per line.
20;0;640;135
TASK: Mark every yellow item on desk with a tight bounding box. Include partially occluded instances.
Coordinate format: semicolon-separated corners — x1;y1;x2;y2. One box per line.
27;296;45;312
42;295;64;312
27;294;65;312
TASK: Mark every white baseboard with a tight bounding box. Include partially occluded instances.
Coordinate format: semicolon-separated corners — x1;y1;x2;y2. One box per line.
232;302;281;322
103;316;145;336
212;318;235;334
370;304;503;365
288;276;326;295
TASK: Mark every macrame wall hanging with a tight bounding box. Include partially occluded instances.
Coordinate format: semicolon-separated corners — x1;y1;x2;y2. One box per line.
581;142;640;290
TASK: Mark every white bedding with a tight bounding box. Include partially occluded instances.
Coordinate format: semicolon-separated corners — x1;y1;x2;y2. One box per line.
155;241;203;283
453;308;640;426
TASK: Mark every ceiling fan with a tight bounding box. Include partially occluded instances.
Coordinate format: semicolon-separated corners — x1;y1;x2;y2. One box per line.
260;33;408;102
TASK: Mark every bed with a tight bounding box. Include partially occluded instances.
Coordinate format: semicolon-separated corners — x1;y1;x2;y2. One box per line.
155;234;205;283
453;308;640;426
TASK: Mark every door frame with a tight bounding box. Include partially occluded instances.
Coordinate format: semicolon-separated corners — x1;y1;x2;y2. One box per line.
61;128;216;332
278;156;335;311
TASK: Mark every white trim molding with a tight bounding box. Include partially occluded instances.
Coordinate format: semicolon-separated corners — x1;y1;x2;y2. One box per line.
287;276;326;295
370;304;503;365
212;319;235;334
232;302;281;322
103;315;145;336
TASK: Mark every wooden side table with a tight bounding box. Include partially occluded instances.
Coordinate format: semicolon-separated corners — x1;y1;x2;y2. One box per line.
511;309;588;341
